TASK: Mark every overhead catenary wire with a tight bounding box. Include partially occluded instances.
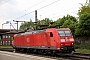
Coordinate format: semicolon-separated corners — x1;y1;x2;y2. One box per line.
25;0;46;11
10;23;16;31
37;0;60;10
14;11;35;20
2;0;47;29
4;0;46;21
1;0;80;29
13;0;60;20
0;0;10;6
42;6;79;18
40;11;78;20
50;11;78;19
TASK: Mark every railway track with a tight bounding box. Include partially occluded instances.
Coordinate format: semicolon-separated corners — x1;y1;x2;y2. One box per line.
61;53;90;60
0;48;14;52
0;48;90;60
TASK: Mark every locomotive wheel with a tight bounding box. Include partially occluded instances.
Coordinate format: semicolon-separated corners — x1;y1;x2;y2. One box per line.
51;50;56;56
13;49;16;53
68;51;72;54
13;48;19;53
23;48;27;53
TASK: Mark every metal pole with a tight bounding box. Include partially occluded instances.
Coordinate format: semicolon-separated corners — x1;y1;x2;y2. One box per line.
35;10;37;30
2;23;5;29
17;21;18;32
2;24;3;29
10;22;11;32
13;20;25;31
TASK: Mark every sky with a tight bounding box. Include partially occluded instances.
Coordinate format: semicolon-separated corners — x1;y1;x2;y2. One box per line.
0;0;86;29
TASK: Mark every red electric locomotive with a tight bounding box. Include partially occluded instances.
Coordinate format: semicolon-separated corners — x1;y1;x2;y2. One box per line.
12;28;75;54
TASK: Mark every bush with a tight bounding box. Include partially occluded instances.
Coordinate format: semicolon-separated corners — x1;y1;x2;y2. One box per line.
75;43;90;49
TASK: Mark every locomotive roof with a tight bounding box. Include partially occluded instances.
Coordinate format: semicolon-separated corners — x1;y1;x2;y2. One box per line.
17;29;46;36
16;28;70;36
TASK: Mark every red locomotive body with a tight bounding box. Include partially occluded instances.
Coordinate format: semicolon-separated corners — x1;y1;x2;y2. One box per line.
12;28;75;54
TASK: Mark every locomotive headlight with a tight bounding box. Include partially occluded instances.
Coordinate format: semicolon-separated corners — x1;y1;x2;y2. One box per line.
61;39;65;42
72;43;74;45
61;44;64;47
70;38;74;41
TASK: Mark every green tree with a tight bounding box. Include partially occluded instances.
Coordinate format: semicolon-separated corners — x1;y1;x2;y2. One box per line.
19;19;35;30
53;18;61;25
37;18;53;29
38;18;53;25
78;5;90;16
19;18;53;30
75;4;90;36
53;15;77;35
54;15;77;25
62;20;77;35
75;13;90;36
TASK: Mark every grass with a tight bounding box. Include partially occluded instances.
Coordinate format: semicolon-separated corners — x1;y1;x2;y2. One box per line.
75;49;90;53
0;46;13;48
75;43;90;53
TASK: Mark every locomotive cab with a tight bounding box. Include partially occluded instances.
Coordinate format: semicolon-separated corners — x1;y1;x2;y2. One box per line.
57;28;75;53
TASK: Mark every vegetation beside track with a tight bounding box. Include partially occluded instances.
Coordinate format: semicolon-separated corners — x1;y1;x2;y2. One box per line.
75;44;90;53
75;49;90;53
0;46;13;48
74;39;90;53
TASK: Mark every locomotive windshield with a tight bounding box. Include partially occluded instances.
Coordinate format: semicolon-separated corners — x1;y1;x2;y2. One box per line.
58;30;72;36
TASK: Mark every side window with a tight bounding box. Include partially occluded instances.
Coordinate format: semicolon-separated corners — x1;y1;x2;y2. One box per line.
3;35;5;38
50;32;53;37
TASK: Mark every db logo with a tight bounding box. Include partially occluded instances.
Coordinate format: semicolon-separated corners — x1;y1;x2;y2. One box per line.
26;38;30;42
